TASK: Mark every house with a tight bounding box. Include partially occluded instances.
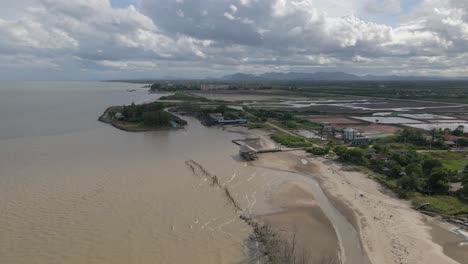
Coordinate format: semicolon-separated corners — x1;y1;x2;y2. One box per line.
343;128;359;141
365;148;377;157
218;119;247;125
352;137;370;146
208;113;247;125
323;123;334;133
114;112;124;120
449;182;463;194
443;134;459;142
424;136;434;142
375;154;388;162
444;141;456;148
209;113;224;122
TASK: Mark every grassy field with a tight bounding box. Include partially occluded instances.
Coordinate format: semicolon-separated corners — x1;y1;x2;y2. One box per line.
270;133;313;148
411;194;468;215
159;92;208;101
426;151;468;171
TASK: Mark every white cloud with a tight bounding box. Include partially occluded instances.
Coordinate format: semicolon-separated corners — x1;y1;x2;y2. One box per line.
97;59;158;70
0;0;468;79
229;4;238;13
224;12;235;20
0;17;78;50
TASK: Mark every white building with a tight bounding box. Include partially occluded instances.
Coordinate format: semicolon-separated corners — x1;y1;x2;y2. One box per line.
343;128;359;141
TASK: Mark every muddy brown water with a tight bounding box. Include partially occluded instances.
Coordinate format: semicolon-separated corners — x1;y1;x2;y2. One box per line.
0;82;368;264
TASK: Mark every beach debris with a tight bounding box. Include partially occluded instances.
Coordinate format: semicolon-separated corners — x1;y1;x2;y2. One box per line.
239;145;258;161
184;159;316;263
224;186;242;211
415;202;431;210
185;159;241;211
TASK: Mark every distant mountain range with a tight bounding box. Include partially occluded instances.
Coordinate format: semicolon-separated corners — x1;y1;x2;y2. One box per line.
108;71;468;83
219;71;466;81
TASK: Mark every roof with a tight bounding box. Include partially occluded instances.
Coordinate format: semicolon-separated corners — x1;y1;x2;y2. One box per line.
443;134;459;141
209;113;224;122
365;149;377;155
240;145;257;153
344;128;358;132
424;136;433;141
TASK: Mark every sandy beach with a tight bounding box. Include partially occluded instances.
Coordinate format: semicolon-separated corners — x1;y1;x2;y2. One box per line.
252;147;467;264
256;181;341;263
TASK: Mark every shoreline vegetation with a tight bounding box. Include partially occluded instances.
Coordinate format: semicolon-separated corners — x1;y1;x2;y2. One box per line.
98;101;187;132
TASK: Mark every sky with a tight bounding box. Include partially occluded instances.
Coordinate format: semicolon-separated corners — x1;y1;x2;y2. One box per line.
0;0;467;80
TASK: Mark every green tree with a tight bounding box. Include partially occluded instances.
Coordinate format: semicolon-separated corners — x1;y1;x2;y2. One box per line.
398;128;427;146
462;174;468;197
214;105;228;114
405;163;423;178
426;167;450;194
306;147;330;156
335;147;366;164
389;164;404;178
422;158;443;175
452;129;463;136
398;175;419;191
150;83;161;91
458;138;468;147
283;120;298;129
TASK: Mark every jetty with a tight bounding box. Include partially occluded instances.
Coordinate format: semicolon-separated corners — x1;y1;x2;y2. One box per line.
233;138;299;161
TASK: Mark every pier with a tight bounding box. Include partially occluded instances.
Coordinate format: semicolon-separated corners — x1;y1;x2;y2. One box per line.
233;138;300;160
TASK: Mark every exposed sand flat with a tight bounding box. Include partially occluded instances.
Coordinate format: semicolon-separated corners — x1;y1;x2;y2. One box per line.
254;153;370;264
254;150;464;264
309;157;462;264
257;181;340;263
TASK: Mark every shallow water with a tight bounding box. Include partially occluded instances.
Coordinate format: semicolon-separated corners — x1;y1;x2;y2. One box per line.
0;82;255;263
0;82;365;264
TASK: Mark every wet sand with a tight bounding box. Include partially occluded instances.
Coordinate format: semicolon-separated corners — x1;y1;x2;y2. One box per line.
249;143;467;264
257;181;340;262
429;219;468;263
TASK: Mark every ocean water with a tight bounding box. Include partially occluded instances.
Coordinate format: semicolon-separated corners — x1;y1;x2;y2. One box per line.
0;82;259;264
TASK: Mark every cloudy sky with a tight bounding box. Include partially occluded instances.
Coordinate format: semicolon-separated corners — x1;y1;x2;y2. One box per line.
0;0;467;80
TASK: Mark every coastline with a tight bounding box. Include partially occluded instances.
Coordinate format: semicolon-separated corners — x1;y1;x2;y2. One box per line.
254;148;466;264
96;107;467;264
235;126;466;264
98;106;185;132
